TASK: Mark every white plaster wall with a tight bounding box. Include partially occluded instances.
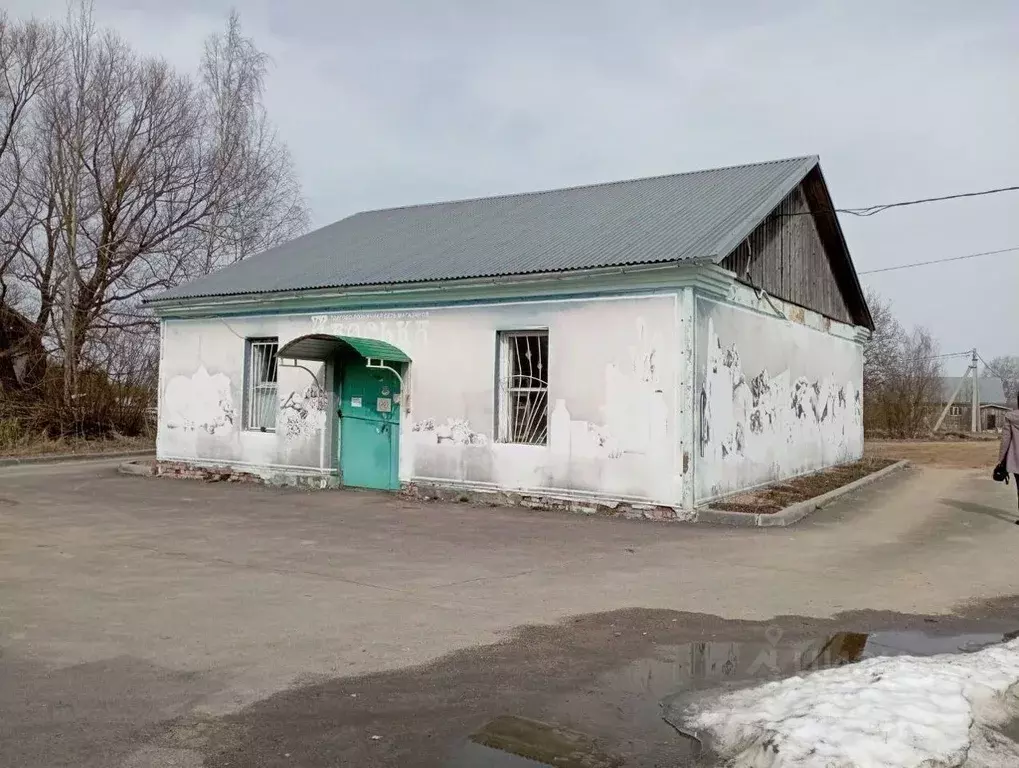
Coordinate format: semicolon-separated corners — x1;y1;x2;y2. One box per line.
402;294;681;504
693;289;864;504
158;293;684;504
158;317;332;473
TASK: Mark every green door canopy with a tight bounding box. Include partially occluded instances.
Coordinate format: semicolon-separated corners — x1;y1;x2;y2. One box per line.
277;334;411;363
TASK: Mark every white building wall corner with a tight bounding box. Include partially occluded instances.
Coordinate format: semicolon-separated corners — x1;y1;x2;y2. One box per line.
692;282;865;505
678;287;697;511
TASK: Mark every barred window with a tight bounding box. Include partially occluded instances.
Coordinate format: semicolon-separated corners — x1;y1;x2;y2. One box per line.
497;331;548;445
246;338;278;431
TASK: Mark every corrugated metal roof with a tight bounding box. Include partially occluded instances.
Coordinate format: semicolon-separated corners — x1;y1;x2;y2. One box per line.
151;155;820;303
940;376;1007;405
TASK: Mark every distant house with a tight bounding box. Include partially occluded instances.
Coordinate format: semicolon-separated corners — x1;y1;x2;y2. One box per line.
937;377;1008;431
146;155;873;512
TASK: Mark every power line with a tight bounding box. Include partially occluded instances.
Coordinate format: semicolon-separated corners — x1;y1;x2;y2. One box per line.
899;351;971;363
976;351;1009;383
777;183;1019;219
858;246;1019;275
840;185;1019;217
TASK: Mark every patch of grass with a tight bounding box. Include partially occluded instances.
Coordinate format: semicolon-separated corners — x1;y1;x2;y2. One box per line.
710;458;897;515
0;425;153;458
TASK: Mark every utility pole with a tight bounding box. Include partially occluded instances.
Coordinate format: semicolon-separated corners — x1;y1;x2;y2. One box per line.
932;348;983;434
971;348;979;433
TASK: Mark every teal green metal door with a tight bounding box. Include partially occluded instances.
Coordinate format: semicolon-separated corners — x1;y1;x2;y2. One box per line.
339;363;401;490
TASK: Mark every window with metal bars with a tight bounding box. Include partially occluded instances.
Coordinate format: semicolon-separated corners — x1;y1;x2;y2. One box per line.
245;338;279;431
497;331;549;445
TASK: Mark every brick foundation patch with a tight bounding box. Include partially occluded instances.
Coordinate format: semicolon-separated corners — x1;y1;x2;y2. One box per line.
141;461;338;489
402;482;693;522
153;461;262;484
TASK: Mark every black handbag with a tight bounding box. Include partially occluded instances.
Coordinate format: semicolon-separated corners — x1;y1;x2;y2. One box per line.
993;462;1009;483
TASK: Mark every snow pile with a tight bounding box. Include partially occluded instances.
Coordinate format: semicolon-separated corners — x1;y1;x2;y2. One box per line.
680;638;1019;767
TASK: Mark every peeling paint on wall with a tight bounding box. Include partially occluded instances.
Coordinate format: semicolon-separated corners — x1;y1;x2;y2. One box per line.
406;300;679;503
549;399;621;459
629;317;663;386
163;367;236;434
696;309;863;501
412;417;489;445
280;385;329;440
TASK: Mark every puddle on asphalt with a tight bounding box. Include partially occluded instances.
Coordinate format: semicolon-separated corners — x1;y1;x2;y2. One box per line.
446;715;623;768
444;740;552;768
443;629;1013;767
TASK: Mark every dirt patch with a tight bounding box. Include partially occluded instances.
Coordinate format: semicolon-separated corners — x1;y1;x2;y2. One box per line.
865;439;999;469
710;458;897;515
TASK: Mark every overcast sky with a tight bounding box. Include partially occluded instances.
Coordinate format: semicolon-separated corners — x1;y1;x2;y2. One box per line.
13;0;1019;373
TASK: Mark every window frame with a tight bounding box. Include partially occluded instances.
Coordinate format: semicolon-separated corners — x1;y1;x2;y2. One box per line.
496;329;549;446
949;405;962;417
245;337;279;432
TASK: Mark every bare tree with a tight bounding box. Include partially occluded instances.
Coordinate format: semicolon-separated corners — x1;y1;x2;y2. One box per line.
0;3;307;435
196;10;308;276
0;12;61;392
862;288;900;395
983;356;1019;407
862;289;942;438
880;327;942;438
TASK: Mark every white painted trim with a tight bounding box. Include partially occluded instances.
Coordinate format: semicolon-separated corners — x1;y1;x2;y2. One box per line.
679;286;696;510
672;293;681;501
496;331;510;442
156;320;165;435
697;293;863;344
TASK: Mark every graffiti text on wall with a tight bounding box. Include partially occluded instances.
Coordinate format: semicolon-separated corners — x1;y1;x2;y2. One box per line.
310;312;429;350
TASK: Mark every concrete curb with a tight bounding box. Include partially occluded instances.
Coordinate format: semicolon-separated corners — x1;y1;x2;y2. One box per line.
0;449;155;468
695;459;912;528
118;459;156;477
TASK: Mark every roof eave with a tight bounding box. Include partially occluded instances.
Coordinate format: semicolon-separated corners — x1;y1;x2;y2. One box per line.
811;165;875;331
144;258;723;316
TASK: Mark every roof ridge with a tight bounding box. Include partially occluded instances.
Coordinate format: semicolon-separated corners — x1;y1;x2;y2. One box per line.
353;154;820;217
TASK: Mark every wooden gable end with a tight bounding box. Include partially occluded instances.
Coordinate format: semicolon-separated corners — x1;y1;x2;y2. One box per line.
720;169;862;326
